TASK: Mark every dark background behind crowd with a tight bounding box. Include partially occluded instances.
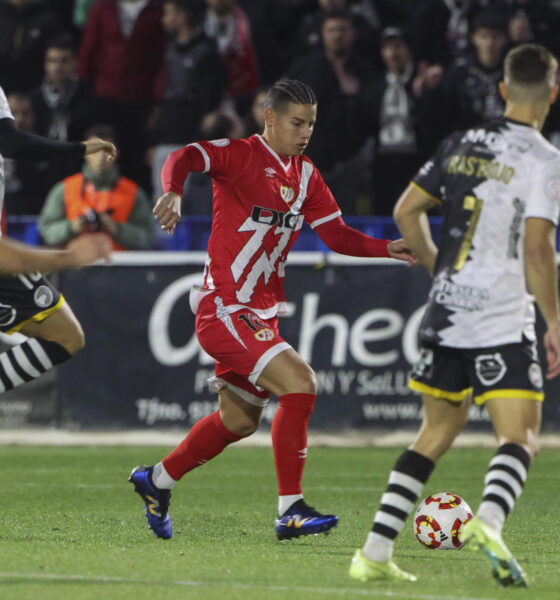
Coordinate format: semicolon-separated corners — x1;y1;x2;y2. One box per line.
2;0;560;239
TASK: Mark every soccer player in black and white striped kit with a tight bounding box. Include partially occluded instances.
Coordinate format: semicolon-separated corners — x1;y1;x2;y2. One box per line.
350;44;560;587
0;86;114;394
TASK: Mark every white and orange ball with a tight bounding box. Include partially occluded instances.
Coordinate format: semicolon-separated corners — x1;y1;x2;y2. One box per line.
413;492;473;550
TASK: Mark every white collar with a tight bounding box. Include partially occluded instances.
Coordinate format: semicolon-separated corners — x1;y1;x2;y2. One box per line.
256;135;292;173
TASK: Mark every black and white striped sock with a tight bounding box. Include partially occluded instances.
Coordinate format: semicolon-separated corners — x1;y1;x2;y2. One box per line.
477;443;531;534
363;449;435;562
0;339;71;393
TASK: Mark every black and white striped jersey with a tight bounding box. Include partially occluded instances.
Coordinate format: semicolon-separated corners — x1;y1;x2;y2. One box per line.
412;116;560;348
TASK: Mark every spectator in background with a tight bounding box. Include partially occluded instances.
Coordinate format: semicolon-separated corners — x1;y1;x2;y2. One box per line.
29;34;101;194
39;124;155;251
182;109;244;215
244;87;267;136
290;0;405;69
73;0;96;29
78;0;165;189
407;0;492;68
506;0;560;56
430;9;509;139
360;27;439;216
3;92;46;215
204;0;261;113
150;0;227;201
0;0;64;94
288;9;375;213
236;0;287;85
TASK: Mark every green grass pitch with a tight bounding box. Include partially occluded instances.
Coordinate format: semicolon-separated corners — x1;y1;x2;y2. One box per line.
1;445;558;600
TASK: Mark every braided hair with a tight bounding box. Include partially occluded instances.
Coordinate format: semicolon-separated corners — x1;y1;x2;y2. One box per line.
264;79;317;113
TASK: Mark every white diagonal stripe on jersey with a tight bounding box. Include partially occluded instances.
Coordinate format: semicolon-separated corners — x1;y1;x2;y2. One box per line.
373;510;405;531
189;143;210;173
380;491;415;514
488;454;527;482
309;210;342;229
0;353;25;387
27;339;53;371
484;469;523;497
388;471;424;496
231;218;271;283
214;296;247;350
482;483;515;510
12;345;41;378
290;161;314;214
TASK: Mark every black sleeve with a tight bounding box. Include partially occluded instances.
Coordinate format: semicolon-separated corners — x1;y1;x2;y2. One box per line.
0;117;85;160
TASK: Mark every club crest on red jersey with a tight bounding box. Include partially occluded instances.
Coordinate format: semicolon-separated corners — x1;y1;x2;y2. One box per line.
280;185;295;204
254;328;274;341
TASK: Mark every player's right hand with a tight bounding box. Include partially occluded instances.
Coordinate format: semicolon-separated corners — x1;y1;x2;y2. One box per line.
544;323;560;379
153;191;181;235
67;233;112;267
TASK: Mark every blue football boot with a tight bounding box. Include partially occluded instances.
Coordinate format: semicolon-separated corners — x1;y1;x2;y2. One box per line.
129;465;172;539
275;499;338;540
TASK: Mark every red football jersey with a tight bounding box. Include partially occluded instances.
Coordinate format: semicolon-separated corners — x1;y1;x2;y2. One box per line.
190;135;341;318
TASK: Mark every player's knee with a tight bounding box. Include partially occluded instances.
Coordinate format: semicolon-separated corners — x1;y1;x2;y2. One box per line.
235;417;260;437
221;411;260;437
286;363;317;395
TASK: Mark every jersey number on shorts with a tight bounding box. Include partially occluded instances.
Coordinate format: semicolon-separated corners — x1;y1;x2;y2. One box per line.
453;195;483;271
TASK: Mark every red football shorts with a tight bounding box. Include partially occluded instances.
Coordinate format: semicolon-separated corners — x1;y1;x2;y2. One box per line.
195;293;291;406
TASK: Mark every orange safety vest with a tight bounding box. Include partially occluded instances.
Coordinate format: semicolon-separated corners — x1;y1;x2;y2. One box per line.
63;173;138;251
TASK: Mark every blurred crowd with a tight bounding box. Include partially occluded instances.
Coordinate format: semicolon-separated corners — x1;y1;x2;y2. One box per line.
3;0;560;237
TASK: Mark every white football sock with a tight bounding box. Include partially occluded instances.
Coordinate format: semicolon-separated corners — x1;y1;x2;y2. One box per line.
477;501;506;535
152;462;177;490
362;531;394;563
278;494;303;515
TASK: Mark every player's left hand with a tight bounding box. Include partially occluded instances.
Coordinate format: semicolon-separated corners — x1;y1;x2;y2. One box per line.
67;233;112;266
544;323;560;379
387;238;418;266
83;137;117;161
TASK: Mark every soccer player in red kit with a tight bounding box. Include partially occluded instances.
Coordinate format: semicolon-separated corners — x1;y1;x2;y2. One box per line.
129;79;415;540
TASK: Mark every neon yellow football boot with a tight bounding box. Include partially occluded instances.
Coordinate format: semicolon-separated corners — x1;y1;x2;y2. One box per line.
349;549;417;582
462;516;527;587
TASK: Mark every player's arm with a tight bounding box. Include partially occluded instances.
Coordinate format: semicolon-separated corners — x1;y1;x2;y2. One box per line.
154;144;214;235
0;118;116;160
524;217;560;379
0;234;111;275
314;216;416;264
393;183;439;273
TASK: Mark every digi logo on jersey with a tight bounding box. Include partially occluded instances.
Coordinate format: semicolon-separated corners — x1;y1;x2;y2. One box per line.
251;205;301;229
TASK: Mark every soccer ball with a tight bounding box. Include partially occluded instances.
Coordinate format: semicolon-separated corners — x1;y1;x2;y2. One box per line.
413;492;473;550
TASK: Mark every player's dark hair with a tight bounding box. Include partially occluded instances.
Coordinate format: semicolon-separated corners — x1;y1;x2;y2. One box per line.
264;79;317;113
45;33;77;54
165;0;206;28
504;44;558;101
